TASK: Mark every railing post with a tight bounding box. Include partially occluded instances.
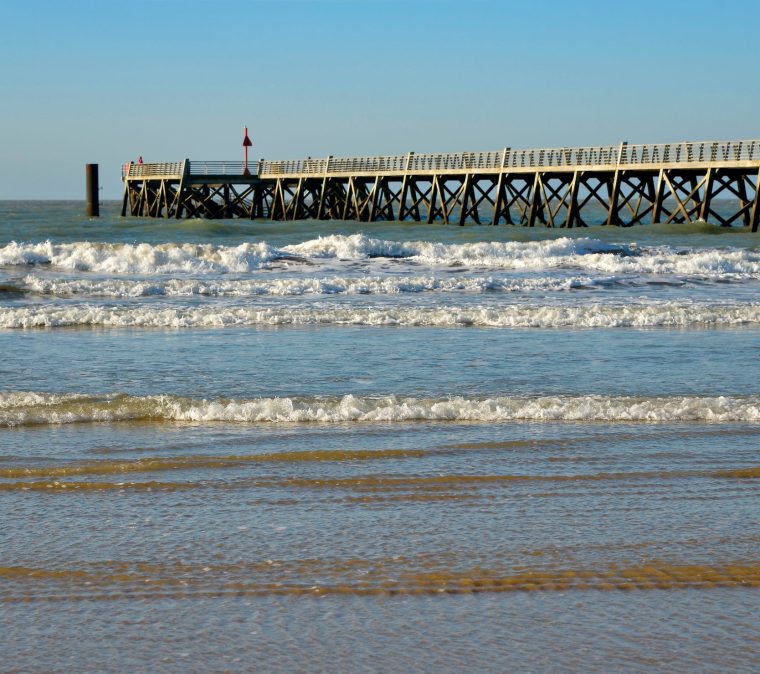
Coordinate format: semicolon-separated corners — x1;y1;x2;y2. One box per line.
618;141;628;166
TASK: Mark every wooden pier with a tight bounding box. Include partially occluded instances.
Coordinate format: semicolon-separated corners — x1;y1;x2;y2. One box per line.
121;139;760;229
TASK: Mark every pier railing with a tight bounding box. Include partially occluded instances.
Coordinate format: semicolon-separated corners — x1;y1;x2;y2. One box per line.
188;161;261;176
122;138;760;229
123;139;760;181
122;160;261;179
122;161;186;179
255;140;760;177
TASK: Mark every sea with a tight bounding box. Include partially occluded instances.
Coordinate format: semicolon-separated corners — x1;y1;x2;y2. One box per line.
1;200;758;673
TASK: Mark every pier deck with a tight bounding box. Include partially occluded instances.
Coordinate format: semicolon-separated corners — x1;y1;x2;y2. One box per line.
122;139;760;229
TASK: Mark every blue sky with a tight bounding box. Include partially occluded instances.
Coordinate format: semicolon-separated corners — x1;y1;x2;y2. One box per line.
1;0;758;198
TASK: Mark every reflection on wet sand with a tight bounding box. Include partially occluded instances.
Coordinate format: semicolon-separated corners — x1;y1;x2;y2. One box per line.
1;463;758;493
2;560;759;602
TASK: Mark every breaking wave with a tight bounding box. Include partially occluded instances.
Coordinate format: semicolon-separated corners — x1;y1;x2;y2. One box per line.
1;301;759;329
0;240;284;274
2;236;760;278
16;274;620;298
1;392;758;426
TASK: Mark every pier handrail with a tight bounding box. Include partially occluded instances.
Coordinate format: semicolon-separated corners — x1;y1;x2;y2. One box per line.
122;160;262;179
122;139;760;180
255;140;760;176
188;161;260;176
122;161;186;179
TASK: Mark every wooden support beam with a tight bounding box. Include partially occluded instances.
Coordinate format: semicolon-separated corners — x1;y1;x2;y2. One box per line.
316;177;329;220
325;180;348;220
504;177;532;224
662;172;695;224
121;182;129;217
492;172;507;225
469;179;493;225
222;184;231;218
368;176;381;221
342;177;356;221
606;169;622;226
174;160;189;219
750;168;760;232
652;169;666;223
398;176;411;221
458;174;473;226
576;174;609;225
375;179;399;221
565;171;580;228
736;172;751;227
290;178;304;220
427;176;441;224
527;172;543;227
491;148;510;225
406;179;428;222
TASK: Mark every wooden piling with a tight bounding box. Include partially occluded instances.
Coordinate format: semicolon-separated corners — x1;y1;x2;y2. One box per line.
86;164;99;217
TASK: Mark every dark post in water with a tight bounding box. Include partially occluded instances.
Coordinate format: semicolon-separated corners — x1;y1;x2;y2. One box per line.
86;163;99;217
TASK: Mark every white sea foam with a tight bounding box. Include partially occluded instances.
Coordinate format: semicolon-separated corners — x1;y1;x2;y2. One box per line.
4;236;760;278
0;392;758;426
18;274;602;298
285;234;640;268
0;301;759;329
0;241;283;274
0;391;91;409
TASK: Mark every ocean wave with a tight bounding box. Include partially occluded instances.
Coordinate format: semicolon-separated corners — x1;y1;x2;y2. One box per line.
0;301;759;329
0;241;285;274
0;236;630;274
17;274;607;298
283;233;633;265
0;392;758;426
2;236;760;279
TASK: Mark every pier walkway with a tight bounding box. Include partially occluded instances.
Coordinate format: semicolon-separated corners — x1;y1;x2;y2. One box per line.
121;139;760;229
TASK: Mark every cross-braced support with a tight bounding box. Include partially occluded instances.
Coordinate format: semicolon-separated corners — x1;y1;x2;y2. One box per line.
122;143;760;229
607;171;657;226
493;175;535;225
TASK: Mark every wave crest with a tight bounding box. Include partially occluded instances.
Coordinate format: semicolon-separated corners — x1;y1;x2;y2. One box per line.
0;392;758;426
0;241;283;274
18;274;603;298
3;236;760;279
1;302;759;329
0;236;632;274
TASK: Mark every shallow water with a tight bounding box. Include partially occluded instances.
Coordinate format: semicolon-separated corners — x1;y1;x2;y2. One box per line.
1;202;758;673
